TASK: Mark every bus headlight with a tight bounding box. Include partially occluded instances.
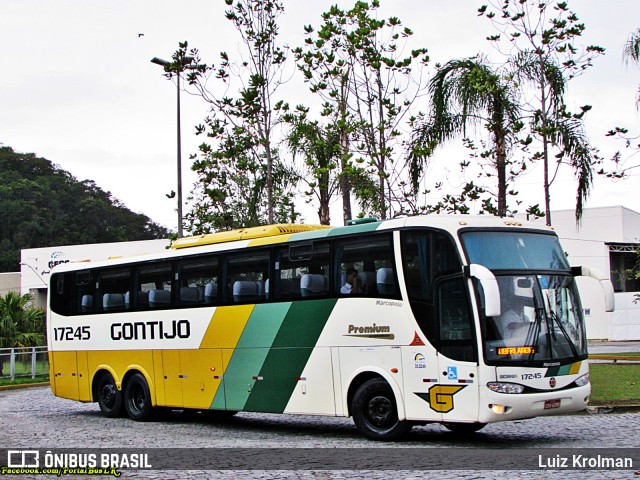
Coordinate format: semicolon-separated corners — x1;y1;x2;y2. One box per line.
574;373;589;387
487;382;525;394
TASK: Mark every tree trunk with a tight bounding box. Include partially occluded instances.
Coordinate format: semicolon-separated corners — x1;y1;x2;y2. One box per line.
542;136;552;226
496;134;507;217
339;73;352;225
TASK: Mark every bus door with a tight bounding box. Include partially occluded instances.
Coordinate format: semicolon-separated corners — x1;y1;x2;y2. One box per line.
433;276;479;423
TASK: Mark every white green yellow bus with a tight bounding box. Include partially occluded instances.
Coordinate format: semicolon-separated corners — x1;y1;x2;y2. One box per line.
47;215;614;440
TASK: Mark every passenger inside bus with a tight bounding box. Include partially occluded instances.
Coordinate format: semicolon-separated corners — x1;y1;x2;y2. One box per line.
340;267;361;295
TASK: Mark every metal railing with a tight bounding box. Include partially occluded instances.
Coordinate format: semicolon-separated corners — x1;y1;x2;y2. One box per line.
0;346;49;381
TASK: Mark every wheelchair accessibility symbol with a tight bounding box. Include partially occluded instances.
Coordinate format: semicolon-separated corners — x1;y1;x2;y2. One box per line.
447;366;458;380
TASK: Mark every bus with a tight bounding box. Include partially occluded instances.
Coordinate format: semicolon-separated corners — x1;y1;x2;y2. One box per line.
47;215;614;440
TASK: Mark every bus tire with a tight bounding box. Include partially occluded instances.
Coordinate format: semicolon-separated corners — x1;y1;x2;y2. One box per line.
124;373;153;421
351;378;412;441
442;422;486;434
96;373;122;418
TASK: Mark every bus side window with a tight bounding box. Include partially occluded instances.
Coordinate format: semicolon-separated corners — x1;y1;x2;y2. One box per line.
176;255;219;307
50;272;74;316
275;242;330;301
334;234;398;298
135;262;172;310
224;250;270;305
97;268;131;313
74;270;96;315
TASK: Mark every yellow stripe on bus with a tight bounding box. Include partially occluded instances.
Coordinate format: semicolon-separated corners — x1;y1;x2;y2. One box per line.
569;361;582;375
199;305;255;349
247;234;292;247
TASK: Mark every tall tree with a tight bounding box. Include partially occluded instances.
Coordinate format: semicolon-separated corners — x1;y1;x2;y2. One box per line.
596;29;640;182
479;0;604;224
285;110;341;225
295;0;429;221
410;56;522;217
294;9;356;224
179;0;295;230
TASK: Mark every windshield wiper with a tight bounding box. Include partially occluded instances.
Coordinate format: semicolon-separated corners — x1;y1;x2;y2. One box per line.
525;308;543;364
549;310;579;359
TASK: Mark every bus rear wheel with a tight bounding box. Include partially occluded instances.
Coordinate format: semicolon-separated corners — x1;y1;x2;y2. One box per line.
351;378;412;441
96;373;122;418
124;373;153;421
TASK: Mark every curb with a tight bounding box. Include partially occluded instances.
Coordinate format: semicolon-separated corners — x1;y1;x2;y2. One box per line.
0;382;50;391
584;405;640;414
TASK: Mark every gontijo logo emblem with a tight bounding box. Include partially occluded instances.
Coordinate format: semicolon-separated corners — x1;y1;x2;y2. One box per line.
415;385;467;413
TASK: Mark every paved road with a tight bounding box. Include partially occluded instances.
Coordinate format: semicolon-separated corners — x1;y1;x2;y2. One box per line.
588;341;640;354
1;386;638;479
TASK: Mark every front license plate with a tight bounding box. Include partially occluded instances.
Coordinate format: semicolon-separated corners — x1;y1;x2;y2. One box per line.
544;399;561;409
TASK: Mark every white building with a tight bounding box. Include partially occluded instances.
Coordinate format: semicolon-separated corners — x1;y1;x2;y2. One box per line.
20;239;168;309
521;206;640;341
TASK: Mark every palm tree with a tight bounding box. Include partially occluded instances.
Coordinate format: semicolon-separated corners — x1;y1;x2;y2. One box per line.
511;50;596;224
0;291;45;376
623;28;640;108
410;56;521;217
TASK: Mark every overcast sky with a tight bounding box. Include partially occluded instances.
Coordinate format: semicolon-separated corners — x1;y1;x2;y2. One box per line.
1;0;638;231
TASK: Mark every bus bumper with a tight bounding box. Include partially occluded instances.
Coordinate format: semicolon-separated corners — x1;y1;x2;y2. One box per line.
477;383;591;423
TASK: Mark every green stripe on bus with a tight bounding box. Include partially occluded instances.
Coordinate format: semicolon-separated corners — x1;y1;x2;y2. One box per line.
243;299;337;413
288;229;333;242
545;363;577;377
212;302;292;410
327;222;381;236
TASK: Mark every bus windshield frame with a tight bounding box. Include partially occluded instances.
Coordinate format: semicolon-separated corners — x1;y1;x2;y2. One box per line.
460;229;588;367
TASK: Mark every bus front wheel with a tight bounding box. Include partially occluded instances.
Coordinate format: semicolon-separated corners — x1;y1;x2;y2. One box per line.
351;378;412;441
124;373;153;421
96;373;122;418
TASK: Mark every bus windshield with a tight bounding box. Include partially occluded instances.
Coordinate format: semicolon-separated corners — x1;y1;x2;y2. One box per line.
482;274;587;364
462;231;570;271
461;231;587;365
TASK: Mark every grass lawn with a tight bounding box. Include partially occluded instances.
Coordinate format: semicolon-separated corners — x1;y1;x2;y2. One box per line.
0;375;49;387
588;363;640;406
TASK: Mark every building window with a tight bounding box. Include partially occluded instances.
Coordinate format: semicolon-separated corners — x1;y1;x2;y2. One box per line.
608;244;640;293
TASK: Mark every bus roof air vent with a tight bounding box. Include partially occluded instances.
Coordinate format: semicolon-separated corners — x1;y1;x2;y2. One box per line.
346;217;379;226
170;224;333;249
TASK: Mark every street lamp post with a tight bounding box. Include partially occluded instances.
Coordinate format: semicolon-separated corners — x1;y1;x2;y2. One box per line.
150;56;195;238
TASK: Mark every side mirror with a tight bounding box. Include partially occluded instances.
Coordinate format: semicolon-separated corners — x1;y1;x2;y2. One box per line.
464;264;501;317
571;266;615;312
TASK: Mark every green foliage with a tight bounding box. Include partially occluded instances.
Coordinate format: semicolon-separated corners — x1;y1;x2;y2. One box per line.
598;29;640;180
0;146;168;272
479;0;604;224
410;56;522;217
178;0;297;230
284;112;341;225
294;0;429;220
0;291;45;375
